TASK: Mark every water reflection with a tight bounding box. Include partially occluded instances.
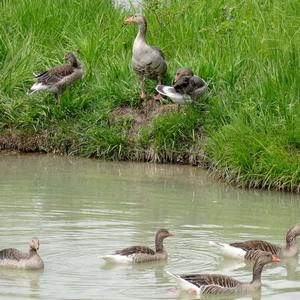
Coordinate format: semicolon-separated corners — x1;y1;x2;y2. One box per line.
0;268;43;298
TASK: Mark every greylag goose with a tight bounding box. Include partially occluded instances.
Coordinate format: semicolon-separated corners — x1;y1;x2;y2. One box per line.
101;229;175;264
0;237;44;270
209;223;300;260
124;14;167;100
167;250;280;296
28;52;83;103
156;67;208;106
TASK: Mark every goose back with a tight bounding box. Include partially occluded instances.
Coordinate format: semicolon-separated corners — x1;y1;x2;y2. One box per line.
230;240;281;255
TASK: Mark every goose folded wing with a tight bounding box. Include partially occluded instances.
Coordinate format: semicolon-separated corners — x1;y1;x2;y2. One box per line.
151;46;165;59
0;248;27;261
36;65;74;85
181;274;241;288
230;240;280;254
115;246;155;256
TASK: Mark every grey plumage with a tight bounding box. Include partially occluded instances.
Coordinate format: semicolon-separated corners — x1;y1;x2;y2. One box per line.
230;223;300;258
167;250;280;295
102;229;175;264
0;237;44;270
28;52;83;103
124;14;167;100
156;67;208;106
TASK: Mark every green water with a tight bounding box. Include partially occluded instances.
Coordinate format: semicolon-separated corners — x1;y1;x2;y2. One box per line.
0;153;299;299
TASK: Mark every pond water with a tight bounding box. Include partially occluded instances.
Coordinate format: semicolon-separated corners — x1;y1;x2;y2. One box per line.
0;153;299;300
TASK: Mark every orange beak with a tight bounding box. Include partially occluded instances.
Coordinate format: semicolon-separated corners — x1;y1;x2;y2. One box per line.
175;75;179;82
124;17;134;25
272;255;280;263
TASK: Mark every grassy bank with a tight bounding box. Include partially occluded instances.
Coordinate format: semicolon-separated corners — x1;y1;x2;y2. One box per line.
1;0;299;192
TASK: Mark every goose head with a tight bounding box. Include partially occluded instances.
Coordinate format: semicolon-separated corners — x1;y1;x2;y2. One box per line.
256;250;280;265
124;14;146;26
64;52;77;66
155;229;175;244
175;67;194;82
30;237;40;251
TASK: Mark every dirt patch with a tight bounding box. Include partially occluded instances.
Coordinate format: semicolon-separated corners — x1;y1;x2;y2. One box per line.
110;99;178;135
0;129;49;152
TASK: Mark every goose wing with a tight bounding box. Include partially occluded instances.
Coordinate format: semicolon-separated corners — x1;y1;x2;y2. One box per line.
151;46;165;59
36;65;74;85
133;46;167;79
180;273;241;289
0;248;27;261
115;245;155;256
230;240;280;255
174;76;208;99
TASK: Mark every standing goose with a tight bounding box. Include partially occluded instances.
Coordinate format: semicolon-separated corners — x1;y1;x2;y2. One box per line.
0;237;44;270
101;229;175;264
209;223;300;260
156;67;208;107
28;52;83;103
124;14;167;100
167;250;280;296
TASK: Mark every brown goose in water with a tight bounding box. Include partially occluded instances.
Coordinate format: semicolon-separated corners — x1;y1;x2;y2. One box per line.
124;14;167;100
156;67;208;107
101;229;175;263
167;250;280;296
209;223;300;260
28;52;83;103
0;237;44;270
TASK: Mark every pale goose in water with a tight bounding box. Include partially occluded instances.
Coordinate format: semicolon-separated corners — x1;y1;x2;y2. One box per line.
0;237;44;270
156;67;208;107
101;229;175;264
28;52;83;103
124;14;167;100
167;250;280;296
209;223;300;260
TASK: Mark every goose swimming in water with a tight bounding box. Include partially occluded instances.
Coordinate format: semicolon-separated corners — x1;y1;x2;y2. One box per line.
156;67;208;106
27;52;83;103
124;14;167;101
167;250;280;296
0;237;44;270
101;229;175;264
209;223;300;260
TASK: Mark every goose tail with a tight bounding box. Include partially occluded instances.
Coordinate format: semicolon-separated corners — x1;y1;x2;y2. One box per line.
166;271;200;294
209;241;246;259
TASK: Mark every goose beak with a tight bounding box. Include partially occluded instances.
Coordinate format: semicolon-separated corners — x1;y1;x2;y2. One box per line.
168;231;176;237
272;255;280;263
124;17;134;25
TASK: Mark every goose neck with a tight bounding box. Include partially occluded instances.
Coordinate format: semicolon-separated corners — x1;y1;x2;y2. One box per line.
136;21;147;43
155;236;165;253
251;259;264;284
29;248;37;257
286;226;298;249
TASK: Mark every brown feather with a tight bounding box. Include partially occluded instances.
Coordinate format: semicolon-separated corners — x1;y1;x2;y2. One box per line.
180;274;241;289
115;245;155;256
36;65;75;85
0;248;28;261
230;240;280;255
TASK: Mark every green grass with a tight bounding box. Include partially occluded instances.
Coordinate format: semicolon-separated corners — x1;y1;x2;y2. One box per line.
0;0;300;192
